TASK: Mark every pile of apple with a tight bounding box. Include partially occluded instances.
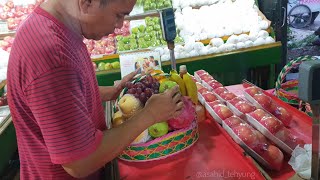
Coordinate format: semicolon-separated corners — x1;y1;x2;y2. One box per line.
116;17;182;52
142;0;172;12
0;0;44;31
0;36;14;53
95;61;120;72
195;72;284;170
84;21;130;57
113;71;196;145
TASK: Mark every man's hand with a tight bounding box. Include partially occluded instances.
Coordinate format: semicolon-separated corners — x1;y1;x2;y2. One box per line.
144;86;184;124
99;69;141;101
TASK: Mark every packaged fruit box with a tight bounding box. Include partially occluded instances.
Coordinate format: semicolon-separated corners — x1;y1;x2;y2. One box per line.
113;70;200;162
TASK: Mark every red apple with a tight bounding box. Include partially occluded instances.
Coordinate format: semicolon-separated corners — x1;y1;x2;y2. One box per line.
195;70;207;76
232;123;258;146
7;21;17;31
207;100;224;109
260;116;283;134
196;82;205;90
274;127;290;142
224;116;244;128
253;130;268;144
200;74;214;83
253;144;284;171
250;109;269;121
199;88;209;95
283;132;305;149
209;81;223;89
0;41;9;48
273;107;292;127
202;92;218;102
220;92;236;101
229;97;244;106
253;94;272;109
6;47;11;53
268;102;278;113
213;87;228;95
15;11;24;18
234;101;256;114
20;14;28;21
245;86;262;96
0;12;7;20
105;46;115;54
6;12;14;18
5;1;14;9
2;5;11;12
15;5;23;12
91;49;100;55
213;105;233;120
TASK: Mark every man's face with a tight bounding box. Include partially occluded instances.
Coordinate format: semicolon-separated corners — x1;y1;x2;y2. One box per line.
79;0;136;40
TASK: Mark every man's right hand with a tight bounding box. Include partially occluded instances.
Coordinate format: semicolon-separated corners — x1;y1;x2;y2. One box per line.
144;86;184;124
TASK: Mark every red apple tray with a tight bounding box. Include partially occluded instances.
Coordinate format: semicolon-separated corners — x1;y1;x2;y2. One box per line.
114;75;199;162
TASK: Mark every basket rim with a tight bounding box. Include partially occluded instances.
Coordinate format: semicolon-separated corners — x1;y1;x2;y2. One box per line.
128;120;197;147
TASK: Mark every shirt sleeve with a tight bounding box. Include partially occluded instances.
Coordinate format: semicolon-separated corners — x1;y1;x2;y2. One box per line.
24;67;103;165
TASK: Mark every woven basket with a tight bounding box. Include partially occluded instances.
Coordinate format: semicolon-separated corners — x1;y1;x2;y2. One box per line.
119;121;199;162
275;55;317;116
114;75;199;162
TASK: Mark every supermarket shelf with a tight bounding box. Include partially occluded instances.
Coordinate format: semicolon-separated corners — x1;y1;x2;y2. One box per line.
0;31;15;40
125;10;160;21
162;42;281;65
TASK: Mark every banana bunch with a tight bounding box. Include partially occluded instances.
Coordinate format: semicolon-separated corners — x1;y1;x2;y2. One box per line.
170;70;198;104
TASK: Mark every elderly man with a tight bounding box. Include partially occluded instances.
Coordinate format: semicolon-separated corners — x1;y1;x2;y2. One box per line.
7;0;183;179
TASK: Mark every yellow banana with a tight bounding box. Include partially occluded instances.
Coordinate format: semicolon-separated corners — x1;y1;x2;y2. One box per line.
170;70;187;96
183;73;198;104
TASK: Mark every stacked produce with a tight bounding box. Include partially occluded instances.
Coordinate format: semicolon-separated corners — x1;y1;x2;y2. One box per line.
140;0;172;12
0;0;44;31
95;61;120;72
84;21;130;57
194;69;308;171
157;31;275;61
174;0;269;41
113;69;198;145
0;36;14;53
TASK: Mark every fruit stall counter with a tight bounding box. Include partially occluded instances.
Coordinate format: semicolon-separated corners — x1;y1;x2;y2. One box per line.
96;42;282;90
118;84;312;180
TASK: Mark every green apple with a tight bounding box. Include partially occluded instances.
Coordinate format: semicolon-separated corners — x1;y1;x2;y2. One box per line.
117;44;125;51
111;61;120;69
137;32;145;39
116;35;123;41
174;36;184;43
154;24;161;31
104;63;113;70
148;122;169;138
149;31;157;38
129;34;137;39
154;40;161;46
149;3;157;10
163;1;171;7
144;34;151;41
159;80;178;93
124;44;130;50
157;2;164;9
146;26;154;33
145;17;152;24
147;21;155;27
98;62;106;71
130;43;138;50
122;37;130;44
153;17;160;24
138;38;145;44
138;25;146;33
131;27;139;34
139;42;148;49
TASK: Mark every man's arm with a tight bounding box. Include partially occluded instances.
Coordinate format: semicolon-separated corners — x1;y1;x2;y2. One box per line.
62;87;183;178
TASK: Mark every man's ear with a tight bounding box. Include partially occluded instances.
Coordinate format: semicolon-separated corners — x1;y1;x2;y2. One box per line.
79;0;91;14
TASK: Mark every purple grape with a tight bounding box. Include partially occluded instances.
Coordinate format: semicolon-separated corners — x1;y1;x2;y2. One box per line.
127;88;136;94
125;82;133;89
154;89;159;94
145;88;153;97
139;93;147;104
136;87;143;94
135;82;144;89
134;93;140;98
